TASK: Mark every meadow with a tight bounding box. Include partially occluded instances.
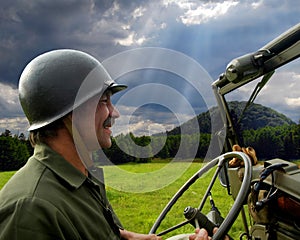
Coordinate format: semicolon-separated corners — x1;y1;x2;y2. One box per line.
0;161;248;239
105;161;246;239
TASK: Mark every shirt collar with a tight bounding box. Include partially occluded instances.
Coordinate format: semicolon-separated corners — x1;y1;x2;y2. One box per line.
33;143;87;189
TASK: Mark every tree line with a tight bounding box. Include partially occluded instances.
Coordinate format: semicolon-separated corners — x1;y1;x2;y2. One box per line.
0;130;32;171
1;123;300;171
97;122;300;164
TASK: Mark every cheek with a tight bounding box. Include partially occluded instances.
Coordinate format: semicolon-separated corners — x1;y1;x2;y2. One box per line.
95;105;109;127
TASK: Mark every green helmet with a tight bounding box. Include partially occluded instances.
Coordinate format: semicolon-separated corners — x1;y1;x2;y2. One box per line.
19;49;127;131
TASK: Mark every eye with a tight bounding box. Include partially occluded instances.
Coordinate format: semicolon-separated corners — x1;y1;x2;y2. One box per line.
99;98;108;105
99;92;112;105
99;95;111;105
100;98;108;103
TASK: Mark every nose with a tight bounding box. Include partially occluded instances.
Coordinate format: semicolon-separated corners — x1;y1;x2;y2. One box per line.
110;103;120;119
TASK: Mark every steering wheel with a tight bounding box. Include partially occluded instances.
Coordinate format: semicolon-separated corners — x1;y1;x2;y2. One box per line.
149;152;252;239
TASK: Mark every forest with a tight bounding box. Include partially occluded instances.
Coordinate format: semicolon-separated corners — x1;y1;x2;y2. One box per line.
0;130;32;171
1;101;300;171
1;122;300;171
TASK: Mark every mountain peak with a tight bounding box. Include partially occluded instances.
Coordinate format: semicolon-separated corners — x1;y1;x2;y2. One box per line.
167;101;295;135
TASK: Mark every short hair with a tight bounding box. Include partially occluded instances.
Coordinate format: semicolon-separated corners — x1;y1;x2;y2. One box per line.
29;118;65;147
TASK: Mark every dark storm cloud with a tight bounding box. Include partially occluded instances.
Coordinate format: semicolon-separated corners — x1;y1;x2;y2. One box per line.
1;0;299;87
0;0;129;87
156;0;300;79
0;0;300;134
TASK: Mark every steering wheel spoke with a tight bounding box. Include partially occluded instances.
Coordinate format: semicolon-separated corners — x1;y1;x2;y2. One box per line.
150;152;252;239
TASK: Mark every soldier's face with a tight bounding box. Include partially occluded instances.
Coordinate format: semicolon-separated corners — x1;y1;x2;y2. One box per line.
75;91;120;151
95;91;120;149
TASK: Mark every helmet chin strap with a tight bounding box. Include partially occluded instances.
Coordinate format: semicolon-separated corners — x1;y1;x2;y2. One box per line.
63;115;94;172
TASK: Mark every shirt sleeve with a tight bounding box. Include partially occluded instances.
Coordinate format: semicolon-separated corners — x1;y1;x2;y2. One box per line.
107;202;124;230
0;197;80;240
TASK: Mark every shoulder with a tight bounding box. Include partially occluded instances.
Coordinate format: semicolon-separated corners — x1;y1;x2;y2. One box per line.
0;157;46;206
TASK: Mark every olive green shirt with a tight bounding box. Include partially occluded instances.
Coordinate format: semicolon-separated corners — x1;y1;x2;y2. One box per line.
0;143;122;239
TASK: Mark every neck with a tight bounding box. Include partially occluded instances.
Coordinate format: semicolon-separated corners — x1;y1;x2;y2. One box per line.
46;127;88;176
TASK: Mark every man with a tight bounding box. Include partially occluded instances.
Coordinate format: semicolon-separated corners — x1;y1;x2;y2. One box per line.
0;49;161;239
0;49;215;240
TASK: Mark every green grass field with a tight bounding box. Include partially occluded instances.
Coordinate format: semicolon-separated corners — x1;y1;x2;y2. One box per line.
105;162;246;239
0;162;248;239
0;171;15;189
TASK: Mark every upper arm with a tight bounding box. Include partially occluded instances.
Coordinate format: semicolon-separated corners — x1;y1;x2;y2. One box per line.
0;197;80;240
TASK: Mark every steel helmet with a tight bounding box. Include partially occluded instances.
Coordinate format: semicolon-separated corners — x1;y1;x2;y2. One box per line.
19;49;127;131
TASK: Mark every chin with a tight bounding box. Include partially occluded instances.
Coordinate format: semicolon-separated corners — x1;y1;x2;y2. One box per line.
99;140;112;149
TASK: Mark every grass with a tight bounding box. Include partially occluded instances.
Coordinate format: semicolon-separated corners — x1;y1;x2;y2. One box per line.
104;162;246;239
0;171;16;189
0;162;249;239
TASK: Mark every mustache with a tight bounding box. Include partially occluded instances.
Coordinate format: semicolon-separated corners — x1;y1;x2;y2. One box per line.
103;116;115;128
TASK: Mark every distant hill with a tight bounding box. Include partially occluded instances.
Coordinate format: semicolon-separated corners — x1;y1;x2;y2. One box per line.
166;101;295;135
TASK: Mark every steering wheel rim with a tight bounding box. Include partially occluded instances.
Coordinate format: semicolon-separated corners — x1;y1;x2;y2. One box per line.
149;151;252;239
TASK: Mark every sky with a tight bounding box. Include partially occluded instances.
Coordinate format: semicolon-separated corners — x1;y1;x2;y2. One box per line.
1;0;300;137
